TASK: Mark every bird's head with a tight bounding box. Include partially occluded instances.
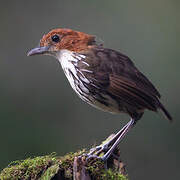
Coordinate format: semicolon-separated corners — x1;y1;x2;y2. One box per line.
27;28;95;57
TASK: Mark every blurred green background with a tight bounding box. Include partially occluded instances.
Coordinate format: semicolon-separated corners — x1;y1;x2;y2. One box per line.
0;0;179;179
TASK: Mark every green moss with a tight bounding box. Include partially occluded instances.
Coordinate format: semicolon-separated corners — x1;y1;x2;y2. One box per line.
86;159;104;178
40;164;59;180
0;153;57;180
102;169;128;180
58;149;86;178
86;160;127;180
0;150;128;180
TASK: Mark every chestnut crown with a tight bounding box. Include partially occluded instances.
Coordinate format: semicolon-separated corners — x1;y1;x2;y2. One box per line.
41;28;96;52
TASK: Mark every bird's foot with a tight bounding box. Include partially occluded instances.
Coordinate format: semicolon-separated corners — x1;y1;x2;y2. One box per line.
88;143;109;157
88;133;118;157
86;134;118;162
86;119;135;161
85;154;102;161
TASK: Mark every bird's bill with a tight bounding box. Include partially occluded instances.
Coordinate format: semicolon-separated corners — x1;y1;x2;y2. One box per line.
27;46;50;56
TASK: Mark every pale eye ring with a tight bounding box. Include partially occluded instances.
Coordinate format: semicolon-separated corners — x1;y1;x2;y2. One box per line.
51;34;60;43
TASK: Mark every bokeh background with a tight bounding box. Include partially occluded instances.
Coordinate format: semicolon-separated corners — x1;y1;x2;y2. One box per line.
0;0;179;179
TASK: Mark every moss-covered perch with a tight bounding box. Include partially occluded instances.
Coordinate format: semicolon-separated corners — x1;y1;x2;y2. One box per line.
0;135;128;180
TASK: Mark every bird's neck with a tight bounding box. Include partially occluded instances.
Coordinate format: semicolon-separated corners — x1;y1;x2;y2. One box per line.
56;49;85;63
56;49;86;81
56;49;91;103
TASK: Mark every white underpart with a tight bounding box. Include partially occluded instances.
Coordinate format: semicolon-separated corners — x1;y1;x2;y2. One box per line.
76;69;91;84
57;50;90;102
56;49;120;114
81;61;90;66
91;94;120;114
80;69;93;73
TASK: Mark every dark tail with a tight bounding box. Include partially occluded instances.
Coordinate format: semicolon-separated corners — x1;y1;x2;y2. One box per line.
159;102;173;122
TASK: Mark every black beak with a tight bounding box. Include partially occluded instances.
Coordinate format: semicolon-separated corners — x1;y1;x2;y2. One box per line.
27;46;50;56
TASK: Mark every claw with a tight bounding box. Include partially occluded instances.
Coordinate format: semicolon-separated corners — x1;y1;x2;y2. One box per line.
88;143;109;157
86;154;102;161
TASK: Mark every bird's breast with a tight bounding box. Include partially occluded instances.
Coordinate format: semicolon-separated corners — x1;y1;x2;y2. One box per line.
58;50;122;114
58;50;92;102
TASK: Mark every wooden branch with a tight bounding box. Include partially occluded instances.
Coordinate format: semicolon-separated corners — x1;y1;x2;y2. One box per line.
73;156;91;180
0;135;128;180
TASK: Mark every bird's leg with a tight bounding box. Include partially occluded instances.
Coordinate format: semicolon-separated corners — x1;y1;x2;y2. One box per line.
87;119;135;160
101;118;135;161
87;123;129;156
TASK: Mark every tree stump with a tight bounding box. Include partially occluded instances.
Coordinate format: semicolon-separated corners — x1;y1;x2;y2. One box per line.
0;135;128;180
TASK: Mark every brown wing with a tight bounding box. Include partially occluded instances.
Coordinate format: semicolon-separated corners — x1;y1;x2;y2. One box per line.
81;47;172;120
85;47;161;106
108;74;158;111
104;49;161;99
102;49;162;112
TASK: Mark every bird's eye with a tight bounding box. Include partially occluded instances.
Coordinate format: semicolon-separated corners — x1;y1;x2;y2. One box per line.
51;35;60;43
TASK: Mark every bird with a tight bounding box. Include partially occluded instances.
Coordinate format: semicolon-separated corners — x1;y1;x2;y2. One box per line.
27;28;172;160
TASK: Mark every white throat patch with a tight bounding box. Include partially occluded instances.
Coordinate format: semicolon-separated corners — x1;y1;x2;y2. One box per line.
56;50;90;102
